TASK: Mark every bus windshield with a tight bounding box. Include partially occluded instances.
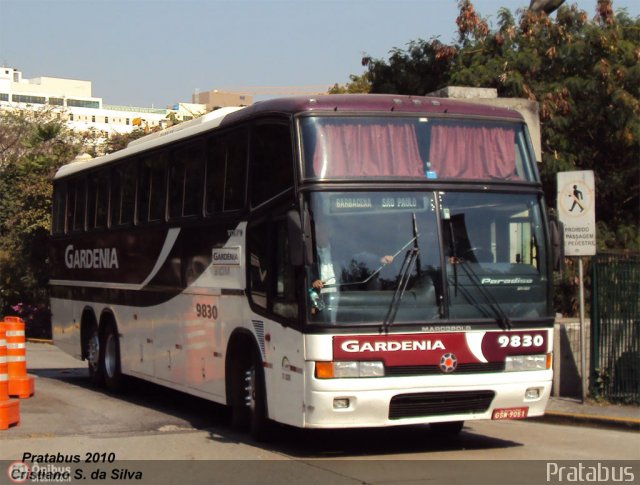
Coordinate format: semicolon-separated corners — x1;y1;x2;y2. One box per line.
305;191;548;325
440;191;548;323
300;116;537;182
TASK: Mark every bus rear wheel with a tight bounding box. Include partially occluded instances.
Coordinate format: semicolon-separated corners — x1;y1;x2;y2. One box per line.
86;326;103;386
100;321;124;393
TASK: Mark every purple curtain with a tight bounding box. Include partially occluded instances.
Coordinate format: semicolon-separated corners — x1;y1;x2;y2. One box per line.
312;123;424;178
428;125;518;180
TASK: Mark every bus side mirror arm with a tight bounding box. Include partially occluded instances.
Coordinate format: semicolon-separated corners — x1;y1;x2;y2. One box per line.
287;210;312;267
550;215;564;272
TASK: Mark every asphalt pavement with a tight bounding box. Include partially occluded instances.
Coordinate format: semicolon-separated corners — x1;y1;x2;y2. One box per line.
15;341;640;433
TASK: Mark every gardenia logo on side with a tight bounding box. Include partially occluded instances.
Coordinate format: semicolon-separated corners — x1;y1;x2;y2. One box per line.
65;245;119;269
341;339;445;352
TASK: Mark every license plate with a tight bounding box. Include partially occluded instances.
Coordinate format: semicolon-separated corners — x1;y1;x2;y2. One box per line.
492;407;529;420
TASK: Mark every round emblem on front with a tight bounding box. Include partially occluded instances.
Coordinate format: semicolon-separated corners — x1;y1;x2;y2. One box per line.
439;353;458;373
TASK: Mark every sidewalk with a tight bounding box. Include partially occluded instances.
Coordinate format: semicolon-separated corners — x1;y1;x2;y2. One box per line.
541;396;640;431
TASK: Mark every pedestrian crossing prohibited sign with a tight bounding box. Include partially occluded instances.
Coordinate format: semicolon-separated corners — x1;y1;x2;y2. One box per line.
557;171;596;256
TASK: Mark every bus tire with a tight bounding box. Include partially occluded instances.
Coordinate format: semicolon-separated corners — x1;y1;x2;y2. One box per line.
86;324;103;387
231;347;270;441
100;320;124;393
430;421;464;435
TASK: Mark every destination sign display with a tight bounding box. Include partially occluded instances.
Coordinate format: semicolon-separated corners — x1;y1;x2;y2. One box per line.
329;195;426;213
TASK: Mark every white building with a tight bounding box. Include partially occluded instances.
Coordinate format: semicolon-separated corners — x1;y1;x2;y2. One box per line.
0;66;206;138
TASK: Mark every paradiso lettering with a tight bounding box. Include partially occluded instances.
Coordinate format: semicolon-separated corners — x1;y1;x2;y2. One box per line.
65;245;119;269
341;339;445;353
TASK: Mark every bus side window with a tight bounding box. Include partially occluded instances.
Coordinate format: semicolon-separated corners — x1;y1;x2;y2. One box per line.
248;220;269;310
170;141;204;219
247;215;299;322
250;123;293;208
138;152;168;223
111;163;136;226
273;218;298;321
52;182;67;234
205;128;247;214
183;144;205;216
224;129;247;211
87;170;109;230
205;136;225;214
67;177;87;232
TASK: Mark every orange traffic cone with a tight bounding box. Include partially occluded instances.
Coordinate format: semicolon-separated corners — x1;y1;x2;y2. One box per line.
0;324;20;429
4;317;35;399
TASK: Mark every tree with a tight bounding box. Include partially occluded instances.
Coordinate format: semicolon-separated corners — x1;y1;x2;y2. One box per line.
103;127;147;154
328;73;372;94
358;0;639;250
0;108;85;336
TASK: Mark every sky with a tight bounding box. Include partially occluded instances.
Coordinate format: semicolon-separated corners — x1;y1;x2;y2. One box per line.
1;0;638;108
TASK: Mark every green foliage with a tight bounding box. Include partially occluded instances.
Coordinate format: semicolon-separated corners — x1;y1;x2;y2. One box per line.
0;106;183;334
357;0;639;251
328;73;372;94
0;108;85;334
103;127;147;154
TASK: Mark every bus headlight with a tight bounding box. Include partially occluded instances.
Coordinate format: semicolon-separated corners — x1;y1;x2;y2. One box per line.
505;354;550;371
315;361;384;378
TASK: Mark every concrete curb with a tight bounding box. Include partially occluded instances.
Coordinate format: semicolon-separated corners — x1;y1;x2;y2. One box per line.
535;411;640;432
26;338;53;344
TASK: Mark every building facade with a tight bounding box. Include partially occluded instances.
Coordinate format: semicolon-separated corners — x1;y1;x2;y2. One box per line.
192;89;253;110
0;66;206;138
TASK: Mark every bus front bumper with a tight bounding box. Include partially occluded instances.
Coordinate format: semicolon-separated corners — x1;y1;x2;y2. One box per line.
302;369;552;429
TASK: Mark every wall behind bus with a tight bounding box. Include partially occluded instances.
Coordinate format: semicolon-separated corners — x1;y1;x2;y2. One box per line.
428;86;542;163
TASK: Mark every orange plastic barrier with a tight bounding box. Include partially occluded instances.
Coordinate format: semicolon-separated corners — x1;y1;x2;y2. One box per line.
3;316;35;399
0;324;20;429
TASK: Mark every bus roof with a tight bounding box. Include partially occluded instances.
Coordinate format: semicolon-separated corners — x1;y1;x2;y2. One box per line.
220;94;523;126
54;94;523;180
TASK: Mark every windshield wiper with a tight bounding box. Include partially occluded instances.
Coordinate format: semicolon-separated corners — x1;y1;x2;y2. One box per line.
382;213;420;332
444;211;510;329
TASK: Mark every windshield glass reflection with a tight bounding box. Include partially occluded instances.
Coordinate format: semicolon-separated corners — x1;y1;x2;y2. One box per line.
440;192;548;321
305;191;549;326
307;192;441;324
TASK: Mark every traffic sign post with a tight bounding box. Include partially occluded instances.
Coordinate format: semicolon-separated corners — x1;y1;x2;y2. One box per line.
557;170;596;402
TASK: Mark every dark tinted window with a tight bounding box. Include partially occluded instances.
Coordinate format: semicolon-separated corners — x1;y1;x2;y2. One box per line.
205;139;225;213
67;178;86;232
250;123;294;207
52;182;66;234
247;214;299;322
87;171;109;229
205;128;248;214
169;142;205;219
248;220;269;310
111;162;137;226
139;152;168;223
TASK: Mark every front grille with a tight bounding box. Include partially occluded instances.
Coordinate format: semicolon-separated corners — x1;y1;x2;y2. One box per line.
385;362;505;376
389;390;495;419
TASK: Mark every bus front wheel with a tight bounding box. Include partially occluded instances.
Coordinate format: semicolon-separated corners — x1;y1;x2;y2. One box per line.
231;348;270;441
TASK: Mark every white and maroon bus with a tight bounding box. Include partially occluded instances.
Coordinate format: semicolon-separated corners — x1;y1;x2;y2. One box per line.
50;95;554;439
